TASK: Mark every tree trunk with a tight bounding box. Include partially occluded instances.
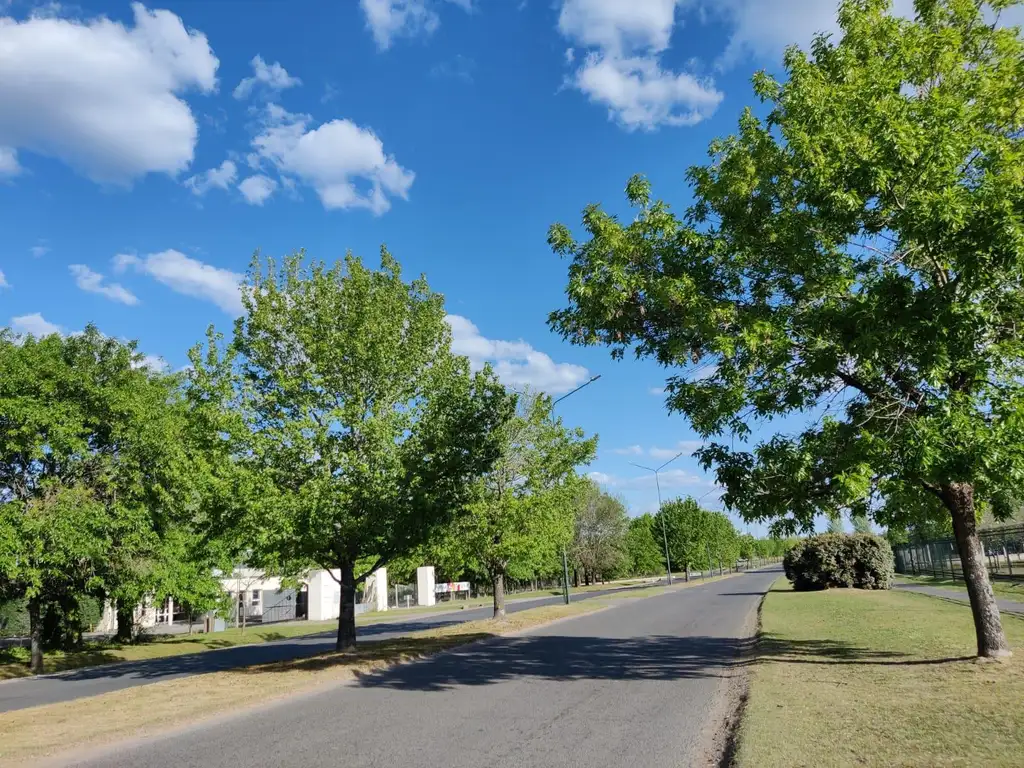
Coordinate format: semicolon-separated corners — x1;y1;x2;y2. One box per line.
336;560;357;651
492;572;506;619
28;597;43;674
115;600;134;644
942;482;1011;658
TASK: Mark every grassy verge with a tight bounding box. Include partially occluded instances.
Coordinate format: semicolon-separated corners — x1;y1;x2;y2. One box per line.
895;573;1024;603
0;591;644;765
735;579;1024;768
0;578;665;680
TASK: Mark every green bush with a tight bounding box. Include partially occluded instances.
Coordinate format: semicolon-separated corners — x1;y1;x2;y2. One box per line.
784;533;894;591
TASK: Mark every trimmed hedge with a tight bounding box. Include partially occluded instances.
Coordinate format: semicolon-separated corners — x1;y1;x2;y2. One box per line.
783;533;894;591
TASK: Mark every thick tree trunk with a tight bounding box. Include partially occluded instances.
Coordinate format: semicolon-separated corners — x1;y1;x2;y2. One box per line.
115;600;135;644
492;572;506;619
28;597;43;674
336;560;357;651
942;482;1011;658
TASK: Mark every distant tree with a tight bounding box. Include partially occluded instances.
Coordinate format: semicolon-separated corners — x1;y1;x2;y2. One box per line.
571;481;628;584
851;514;873;535
656;498;740;575
625;514;665;576
548;0;1023;657
827;515;845;535
448;391;596;618
196;250;511;650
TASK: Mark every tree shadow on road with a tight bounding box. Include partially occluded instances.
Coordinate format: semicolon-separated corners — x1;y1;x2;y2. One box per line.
349;631;930;693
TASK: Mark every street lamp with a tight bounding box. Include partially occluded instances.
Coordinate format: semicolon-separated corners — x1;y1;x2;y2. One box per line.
631;451;684;586
552;374;602;604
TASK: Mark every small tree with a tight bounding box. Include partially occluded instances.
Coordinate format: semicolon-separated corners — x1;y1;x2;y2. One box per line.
549;0;1024;657
571;481;628;584
451;392;597;618
199;249;512;650
625;514;664;576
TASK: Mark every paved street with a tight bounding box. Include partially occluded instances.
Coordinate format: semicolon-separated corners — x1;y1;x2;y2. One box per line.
893;581;1024;614
0;582;662;713
66;568;780;768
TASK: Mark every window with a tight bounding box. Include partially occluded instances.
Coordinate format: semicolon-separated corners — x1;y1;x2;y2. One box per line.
251;590;261;607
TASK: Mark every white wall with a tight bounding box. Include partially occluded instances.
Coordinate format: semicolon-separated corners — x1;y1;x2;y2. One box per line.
417;566;436;607
307;569;341;621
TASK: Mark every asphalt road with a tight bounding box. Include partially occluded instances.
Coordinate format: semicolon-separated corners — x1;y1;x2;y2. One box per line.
67;568;781;768
0;581;664;713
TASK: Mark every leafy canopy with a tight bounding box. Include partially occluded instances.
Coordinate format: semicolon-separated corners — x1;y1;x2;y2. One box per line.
199;249;513;582
549;0;1024;534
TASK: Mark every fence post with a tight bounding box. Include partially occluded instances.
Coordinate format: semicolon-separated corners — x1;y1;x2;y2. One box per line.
947;547;956;581
1006;545;1014;577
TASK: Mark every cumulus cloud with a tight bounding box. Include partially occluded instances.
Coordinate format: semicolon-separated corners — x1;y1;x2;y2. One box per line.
134;353;169;372
0;269;8;288
557;0;722;129
10;312;62;337
446;314;590;395
238;174;277;205
184;159;237;196
612;445;644;456
233;55;300;100
251;104;414;215
359;0;474;50
648;440;704;460
69;264;139;305
114;250;243;314
0;3;219;184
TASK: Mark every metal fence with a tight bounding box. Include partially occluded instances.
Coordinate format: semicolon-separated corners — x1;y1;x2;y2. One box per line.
893;522;1024;583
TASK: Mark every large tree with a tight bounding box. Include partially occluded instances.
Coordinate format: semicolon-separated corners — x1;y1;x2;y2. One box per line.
548;0;1023;657
571;481;629;584
625;514;665;576
450;391;597;617
656;498;740;576
0;328;214;667
200;249;512;649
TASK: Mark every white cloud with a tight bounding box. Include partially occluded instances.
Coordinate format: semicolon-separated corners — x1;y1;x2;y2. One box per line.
10;312;62;337
238;174;277;205
649;440;704;460
649;386;665;395
612;445;644;456
572;53;722;129
29;244;48;258
446;314;590;395
359;0;474;50
557;0;722;129
233;55;300;100
0;3;219;184
251;104;413;215
134;353;168;372
0;269;8;288
69;264;139;305
114;250;243;314
0;146;19;176
589;467;709;490
184;159;237;196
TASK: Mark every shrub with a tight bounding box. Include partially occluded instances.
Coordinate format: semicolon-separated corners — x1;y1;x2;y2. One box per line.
784;533;894;591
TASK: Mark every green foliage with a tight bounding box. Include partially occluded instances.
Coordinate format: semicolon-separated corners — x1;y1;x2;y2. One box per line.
625;514;664;575
571;481;628;582
851;514;873;535
0;598;29;638
441;391;597;593
784;533;895;591
548;0;1024;537
656;498;740;571
196;249;513;622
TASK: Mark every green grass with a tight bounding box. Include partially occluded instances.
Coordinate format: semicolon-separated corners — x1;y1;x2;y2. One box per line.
735;579;1024;768
0;578;657;679
896;573;1024;603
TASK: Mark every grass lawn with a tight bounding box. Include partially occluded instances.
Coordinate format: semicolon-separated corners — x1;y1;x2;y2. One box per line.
0;577;662;680
0;588;661;765
896;573;1024;603
735;579;1024;768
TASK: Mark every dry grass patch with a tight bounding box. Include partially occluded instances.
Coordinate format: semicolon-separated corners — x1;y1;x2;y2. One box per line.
0;602;606;766
735;579;1024;768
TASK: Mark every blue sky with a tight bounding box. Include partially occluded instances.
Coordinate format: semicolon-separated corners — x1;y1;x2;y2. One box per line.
5;0;991;528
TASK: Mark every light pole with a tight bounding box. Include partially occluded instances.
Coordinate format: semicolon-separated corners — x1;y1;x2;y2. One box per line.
552;374;602;604
631;451;685;586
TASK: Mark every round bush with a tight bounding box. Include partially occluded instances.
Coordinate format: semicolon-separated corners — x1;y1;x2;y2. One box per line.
783;533;894;591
